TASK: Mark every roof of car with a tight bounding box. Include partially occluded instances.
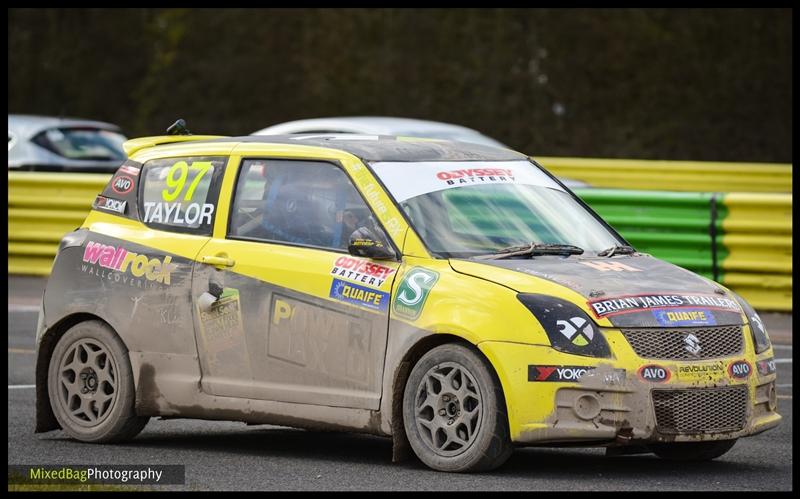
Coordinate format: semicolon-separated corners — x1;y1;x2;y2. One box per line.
8;114;123;139
201;134;528;162
255;116;482;134
252;116;507;148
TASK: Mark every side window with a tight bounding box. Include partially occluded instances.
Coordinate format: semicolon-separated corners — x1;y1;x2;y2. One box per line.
229;159;375;251
139;156;227;235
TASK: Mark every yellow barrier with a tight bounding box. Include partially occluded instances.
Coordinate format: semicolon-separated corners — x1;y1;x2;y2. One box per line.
721;193;793;311
8;172;111;274
537;157;792;193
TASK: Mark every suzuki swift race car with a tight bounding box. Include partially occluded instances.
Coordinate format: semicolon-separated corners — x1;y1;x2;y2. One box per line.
35;132;780;473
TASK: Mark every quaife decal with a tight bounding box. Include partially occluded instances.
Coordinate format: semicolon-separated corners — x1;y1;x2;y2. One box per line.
556;317;595;346
588;293;740;318
728;360;752;379
638;364;671;383
95;195;126;214
393;267;439;320
653;308;716;326
528;365;592;382
81;241;175;285
330;256;395;289
757;358;777;376
112;175;134;194
579;261;642;272
142;202;214;226
329;278;389;312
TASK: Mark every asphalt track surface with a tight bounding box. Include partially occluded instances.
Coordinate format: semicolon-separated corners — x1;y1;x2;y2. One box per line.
8;306;793;491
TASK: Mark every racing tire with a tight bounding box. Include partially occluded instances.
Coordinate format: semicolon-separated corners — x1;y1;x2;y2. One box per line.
47;320;149;443
649;439;738;461
403;343;513;472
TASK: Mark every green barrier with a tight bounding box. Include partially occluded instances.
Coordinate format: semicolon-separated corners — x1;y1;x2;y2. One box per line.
574;189;727;280
7;172;792;311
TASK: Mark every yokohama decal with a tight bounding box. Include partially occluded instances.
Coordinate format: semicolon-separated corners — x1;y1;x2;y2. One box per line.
528;365;593;382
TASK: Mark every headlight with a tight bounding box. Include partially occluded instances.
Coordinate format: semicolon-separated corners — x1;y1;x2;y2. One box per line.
517;294;611;358
732;292;771;354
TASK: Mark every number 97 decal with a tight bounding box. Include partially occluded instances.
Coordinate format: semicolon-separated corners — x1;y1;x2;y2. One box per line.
162;161;212;202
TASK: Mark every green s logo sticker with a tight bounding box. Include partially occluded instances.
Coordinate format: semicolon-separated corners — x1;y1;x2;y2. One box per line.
393;267;439;320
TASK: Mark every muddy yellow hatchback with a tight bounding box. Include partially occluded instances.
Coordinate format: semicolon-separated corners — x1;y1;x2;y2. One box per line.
35;131;780;472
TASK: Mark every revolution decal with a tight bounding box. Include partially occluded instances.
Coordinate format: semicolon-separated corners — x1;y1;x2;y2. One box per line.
675;362;725;381
652;309;717;326
330;256;396;289
370;160;564;203
94;195;127;214
392;267;439;320
329;278;390;312
728;360;753;379
757;358;776;376
638;364;671;383
587;292;740;319
81;241;176;285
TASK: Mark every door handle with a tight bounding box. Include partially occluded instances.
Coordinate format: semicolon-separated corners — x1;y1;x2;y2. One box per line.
200;255;235;268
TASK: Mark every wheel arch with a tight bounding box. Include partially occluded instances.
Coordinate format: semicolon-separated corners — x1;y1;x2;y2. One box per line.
388;333;510;462
35;313;122;433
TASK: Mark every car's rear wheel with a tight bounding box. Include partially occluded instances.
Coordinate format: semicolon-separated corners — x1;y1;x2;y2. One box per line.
402;343;512;472
649;439;738;461
47;320;149;442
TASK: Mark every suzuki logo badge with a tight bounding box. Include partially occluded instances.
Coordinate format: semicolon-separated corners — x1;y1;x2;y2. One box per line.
684;333;702;356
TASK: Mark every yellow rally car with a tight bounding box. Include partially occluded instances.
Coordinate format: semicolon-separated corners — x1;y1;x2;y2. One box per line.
35;129;780;472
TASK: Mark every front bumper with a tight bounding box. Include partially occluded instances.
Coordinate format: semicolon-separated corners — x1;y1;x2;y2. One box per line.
479;339;781;446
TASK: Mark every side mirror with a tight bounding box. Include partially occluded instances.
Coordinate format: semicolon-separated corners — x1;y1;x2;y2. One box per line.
348;226;397;260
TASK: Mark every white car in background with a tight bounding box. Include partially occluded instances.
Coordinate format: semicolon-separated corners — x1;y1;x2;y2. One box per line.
252;117;589;189
8;114;127;173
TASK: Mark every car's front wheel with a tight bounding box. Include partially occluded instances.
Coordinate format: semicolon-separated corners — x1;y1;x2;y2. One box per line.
47;320;149;442
402;343;512;472
649;439;738;461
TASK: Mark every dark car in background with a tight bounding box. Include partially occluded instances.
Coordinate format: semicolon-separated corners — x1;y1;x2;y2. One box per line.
8;114;127;173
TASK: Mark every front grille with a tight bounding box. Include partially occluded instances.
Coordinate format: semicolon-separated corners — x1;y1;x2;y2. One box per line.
652;386;748;434
622;325;743;360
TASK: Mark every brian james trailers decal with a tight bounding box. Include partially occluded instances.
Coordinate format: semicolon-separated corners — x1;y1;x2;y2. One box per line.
587;293;740;319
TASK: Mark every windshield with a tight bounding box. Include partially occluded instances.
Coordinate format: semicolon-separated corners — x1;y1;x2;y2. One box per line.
371;160;622;258
31;127;127;161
